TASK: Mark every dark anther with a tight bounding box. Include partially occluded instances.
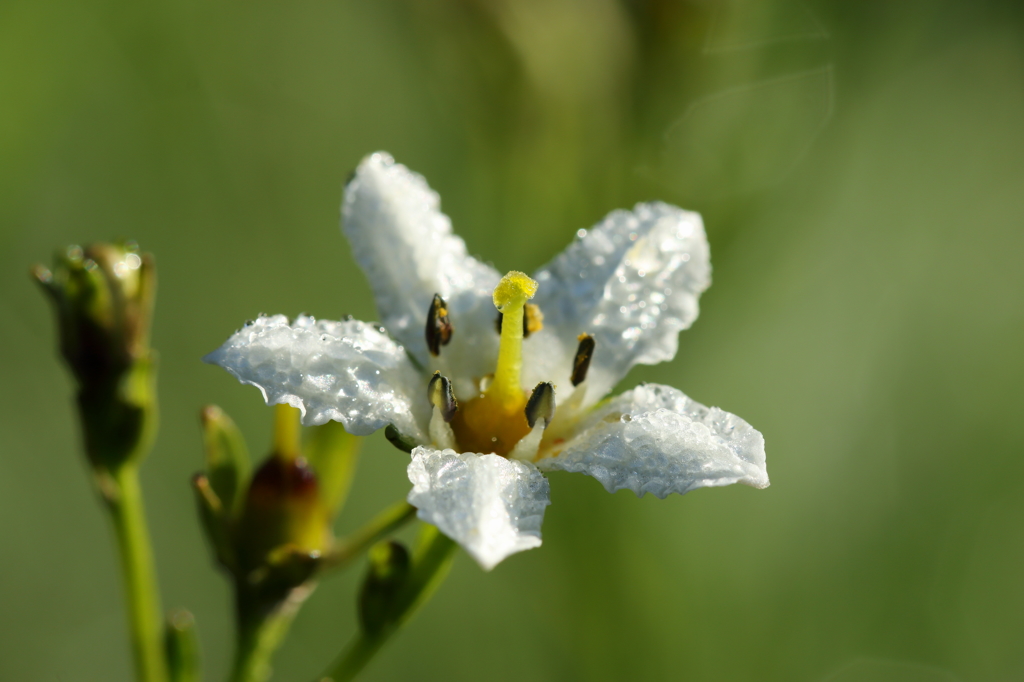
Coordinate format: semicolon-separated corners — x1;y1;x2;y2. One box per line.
428;371;458;422
425;293;453;356
525;382;556;429
571;334;595;386
495;303;544;338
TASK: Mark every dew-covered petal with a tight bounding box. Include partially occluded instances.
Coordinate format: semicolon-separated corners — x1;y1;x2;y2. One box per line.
407;446;550;571
204;315;428;440
343;152;501;394
537;384;767;498
525;203;710;405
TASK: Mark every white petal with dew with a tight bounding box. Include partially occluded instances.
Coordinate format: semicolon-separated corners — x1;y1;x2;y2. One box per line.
538;384;767;498
343;152;501;396
407;447;550;571
204;315;428;440
526;203;711;405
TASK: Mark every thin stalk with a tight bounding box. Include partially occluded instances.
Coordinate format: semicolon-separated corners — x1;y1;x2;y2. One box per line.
319;526;456;682
108;465;168;682
329;501;418;571
323;633;382;682
226;501;415;682
228;585;312;682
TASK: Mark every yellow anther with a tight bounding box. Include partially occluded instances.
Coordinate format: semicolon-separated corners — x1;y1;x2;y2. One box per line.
492;271;537;311
524;303;544;336
488;271;538;409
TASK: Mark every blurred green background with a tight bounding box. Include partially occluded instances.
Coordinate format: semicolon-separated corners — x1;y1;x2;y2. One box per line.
2;0;1023;680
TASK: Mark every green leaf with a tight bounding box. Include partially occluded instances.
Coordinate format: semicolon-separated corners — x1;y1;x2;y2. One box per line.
200;405;251;516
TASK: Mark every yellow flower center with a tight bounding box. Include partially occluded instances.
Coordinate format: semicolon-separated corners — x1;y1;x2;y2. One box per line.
450;271;537;456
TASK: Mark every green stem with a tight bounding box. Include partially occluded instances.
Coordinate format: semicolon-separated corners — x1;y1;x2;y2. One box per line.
323;633;383;682
329;501;418;571
107;465;168;682
319;525;457;682
228;585;311;682
225;501;415;682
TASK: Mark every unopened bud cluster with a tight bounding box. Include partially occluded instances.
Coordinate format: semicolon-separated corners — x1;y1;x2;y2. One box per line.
33;241;157;476
193;405;360;618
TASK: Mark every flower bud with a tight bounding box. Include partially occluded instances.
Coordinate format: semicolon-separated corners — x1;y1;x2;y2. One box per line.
164;609;200;682
33;241;157;475
236;456;329;579
195;404;363;624
34;241;154;386
357;541;411;636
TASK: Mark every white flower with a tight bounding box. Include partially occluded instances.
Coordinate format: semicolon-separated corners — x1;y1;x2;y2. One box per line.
205;152;768;571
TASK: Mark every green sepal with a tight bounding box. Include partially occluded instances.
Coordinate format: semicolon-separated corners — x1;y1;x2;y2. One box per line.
77;352;158;473
304;421;361;519
200;405;251;516
191;473;235;571
246;544;323;595
164;609;200;682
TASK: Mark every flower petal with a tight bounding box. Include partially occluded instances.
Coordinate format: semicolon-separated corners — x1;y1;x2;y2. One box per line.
204;315;428;440
342;152;501;392
407;446;550;571
537;384;767;498
526;203;711;404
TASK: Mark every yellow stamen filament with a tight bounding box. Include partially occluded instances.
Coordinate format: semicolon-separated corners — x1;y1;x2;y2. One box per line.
489;271;537;409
